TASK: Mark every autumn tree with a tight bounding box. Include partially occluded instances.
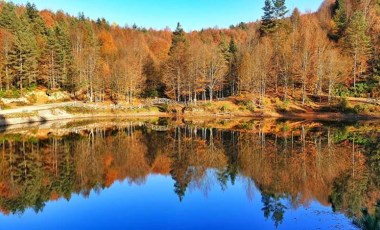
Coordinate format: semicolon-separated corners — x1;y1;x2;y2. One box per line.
0;0;379;104
239;37;273;106
204;43;227;101
117;34;147;103
98;29;117;100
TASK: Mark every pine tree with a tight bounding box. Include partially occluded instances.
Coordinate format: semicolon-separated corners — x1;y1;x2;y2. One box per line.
261;0;288;35
0;2;20;32
26;2;49;87
54;24;74;89
227;38;239;95
0;4;38;92
83;23;99;102
345;11;371;93
10;14;39;92
333;0;348;39
229;38;238;54
169;22;186;55
43;28;60;89
0;3;19;90
218;38;229;59
273;0;288;19
261;0;276;35
164;22;189;101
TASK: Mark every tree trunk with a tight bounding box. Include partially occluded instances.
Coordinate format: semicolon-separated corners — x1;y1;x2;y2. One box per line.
177;68;181;102
353;49;357;94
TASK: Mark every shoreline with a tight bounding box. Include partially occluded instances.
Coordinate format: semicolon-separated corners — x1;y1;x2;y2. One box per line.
0;108;379;127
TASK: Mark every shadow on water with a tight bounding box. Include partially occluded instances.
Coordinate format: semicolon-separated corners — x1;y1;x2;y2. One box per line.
0;115;9;133
0;116;49;133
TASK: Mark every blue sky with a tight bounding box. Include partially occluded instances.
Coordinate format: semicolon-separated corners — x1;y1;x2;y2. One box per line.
10;0;324;31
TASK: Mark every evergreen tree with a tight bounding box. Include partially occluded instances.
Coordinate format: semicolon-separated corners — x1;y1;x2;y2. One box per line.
43;24;74;89
218;38;229;59
261;0;287;35
169;22;186;55
229;38;238;54
0;2;20;32
333;0;348;39
25;2;49;87
0;5;38;92
54;24;74;89
10;14;39;91
345;11;371;93
43;28;59;89
261;0;276;35
353;201;380;230
227;38;239;95
273;0;288;19
165;22;188;101
0;3;19;90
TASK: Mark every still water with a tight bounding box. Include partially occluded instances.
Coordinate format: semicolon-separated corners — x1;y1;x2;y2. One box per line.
0;118;379;229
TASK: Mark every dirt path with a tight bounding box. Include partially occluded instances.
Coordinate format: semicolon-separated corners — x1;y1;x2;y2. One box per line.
0;102;78;115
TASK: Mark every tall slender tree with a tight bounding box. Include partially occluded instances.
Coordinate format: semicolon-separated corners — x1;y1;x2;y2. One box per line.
345;11;371;93
164;23;188;101
261;0;276;35
273;0;288;19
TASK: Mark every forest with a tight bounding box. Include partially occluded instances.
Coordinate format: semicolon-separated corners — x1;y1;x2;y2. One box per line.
0;0;379;105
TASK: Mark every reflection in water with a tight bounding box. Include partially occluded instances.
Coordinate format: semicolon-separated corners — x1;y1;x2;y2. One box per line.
0;119;379;228
353;201;380;230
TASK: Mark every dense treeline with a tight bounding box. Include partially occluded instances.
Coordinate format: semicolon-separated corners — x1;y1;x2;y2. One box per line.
0;0;379;103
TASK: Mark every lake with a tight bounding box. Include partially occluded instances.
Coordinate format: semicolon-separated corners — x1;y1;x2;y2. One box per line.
0;118;379;230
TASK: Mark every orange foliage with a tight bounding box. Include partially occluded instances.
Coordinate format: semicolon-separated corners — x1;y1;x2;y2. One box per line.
103;154;114;168
98;30;117;57
50;191;60;201
151;155;172;175
40;10;55;28
105;169;118;187
0;182;10;198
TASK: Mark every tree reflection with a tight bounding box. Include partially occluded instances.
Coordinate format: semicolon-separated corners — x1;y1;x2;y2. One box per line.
261;193;287;228
354;201;380;230
0;120;379;228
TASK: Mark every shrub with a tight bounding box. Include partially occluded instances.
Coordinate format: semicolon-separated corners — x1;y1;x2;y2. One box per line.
239;100;255;112
275;98;290;112
236;121;254;130
220;105;229;112
28;94;37;104
353;104;370;114
351;82;370;97
204;102;212;107
158;104;169;112
143;89;159;98
336;98;357;114
334;84;350;98
0;90;20;99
